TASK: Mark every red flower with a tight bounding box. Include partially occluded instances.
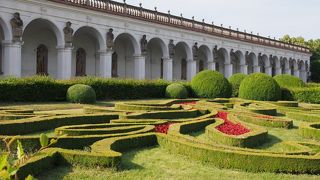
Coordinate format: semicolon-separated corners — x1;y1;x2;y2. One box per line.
215;111;250;136
155;123;174;134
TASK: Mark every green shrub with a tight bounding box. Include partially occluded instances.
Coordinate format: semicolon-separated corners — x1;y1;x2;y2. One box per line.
239;73;281;101
191;70;232;98
311;60;320;82
66;84;96;104
228;73;248;97
273;74;306;88
289;87;320;104
165;83;188;99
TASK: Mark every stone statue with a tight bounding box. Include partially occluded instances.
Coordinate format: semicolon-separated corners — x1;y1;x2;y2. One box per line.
76;48;86;76
107;28;114;50
63;21;74;47
140;35;148;54
181;58;187;80
10;12;23;42
168;39;175;58
36;44;48;76
192;42;199;61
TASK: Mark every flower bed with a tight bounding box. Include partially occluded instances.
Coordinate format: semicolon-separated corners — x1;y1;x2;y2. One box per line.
216;111;250;135
155;123;174;134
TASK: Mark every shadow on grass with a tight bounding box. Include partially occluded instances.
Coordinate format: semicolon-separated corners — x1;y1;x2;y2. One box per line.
37;166;73;180
119;147;155;171
253;134;282;150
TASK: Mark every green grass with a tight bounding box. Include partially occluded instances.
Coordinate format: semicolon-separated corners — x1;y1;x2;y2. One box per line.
38;147;320;180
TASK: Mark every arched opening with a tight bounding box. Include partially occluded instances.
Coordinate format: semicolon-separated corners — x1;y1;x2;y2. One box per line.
216;48;228;75
0;22;4;75
22;19;61;78
173;42;190;80
231;50;244;74
112;52;118;77
75;48;86;76
280;58;287;74
197;45;211;73
114;33;139;78
146;38;166;79
73;26;103;77
36;44;48;75
259;54;268;73
289;59;295;76
246;52;256;74
270;57;276;76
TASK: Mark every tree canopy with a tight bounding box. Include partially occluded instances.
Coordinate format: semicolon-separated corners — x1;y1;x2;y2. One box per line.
280;35;320;82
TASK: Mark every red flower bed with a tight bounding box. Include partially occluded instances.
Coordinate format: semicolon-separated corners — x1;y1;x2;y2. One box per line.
155;123;174;134
215;111;250;136
179;101;197;105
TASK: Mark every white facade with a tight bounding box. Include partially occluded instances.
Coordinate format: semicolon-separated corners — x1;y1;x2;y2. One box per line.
0;0;311;81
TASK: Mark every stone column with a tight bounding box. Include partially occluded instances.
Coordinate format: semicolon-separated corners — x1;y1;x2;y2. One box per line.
99;49;112;78
187;59;197;81
240;63;248;74
2;40;22;77
253;65;260;73
300;70;307;82
133;54;145;80
57;46;73;79
265;66;272;76
294;68;300;78
207;61;215;71
224;63;233;78
163;57;173;81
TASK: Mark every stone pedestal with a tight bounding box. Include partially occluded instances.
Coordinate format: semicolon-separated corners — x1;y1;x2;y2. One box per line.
240;64;248;74
133;54;145;80
57;46;73;79
187;59;197;81
253;65;260;73
163;58;173;81
2;40;22;77
99;50;112;78
224;63;233;78
207;61;215;71
265;66;272;76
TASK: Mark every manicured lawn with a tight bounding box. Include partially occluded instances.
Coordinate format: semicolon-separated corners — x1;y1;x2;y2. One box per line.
39;147;319;180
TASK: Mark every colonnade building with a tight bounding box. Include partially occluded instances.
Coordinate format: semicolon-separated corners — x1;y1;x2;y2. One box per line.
0;0;311;81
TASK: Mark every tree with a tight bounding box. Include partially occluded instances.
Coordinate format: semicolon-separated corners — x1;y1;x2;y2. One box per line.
280;35;320;82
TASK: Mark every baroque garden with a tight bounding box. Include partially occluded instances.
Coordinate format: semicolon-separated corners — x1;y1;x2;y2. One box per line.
1;0;320;179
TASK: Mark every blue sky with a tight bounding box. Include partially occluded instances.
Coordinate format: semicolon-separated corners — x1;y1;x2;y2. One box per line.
113;0;319;40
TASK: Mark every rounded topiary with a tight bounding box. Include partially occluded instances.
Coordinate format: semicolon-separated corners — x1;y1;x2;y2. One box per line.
228;73;248;97
165;83;188;99
67;84;96;104
273;74;306;88
239;73;281;101
191;70;232;98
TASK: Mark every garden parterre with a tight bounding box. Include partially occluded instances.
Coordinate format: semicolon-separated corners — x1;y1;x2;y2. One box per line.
1;99;320;179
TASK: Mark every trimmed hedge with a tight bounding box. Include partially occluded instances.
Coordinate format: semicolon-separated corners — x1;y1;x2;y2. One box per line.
67;84;96;104
286;112;320;122
165;83;188;99
299;123;320;140
239;73;281;101
0;113;118;135
274;74;306;88
119;109;201;119
205;116;268;148
191;70;232;98
228;73;248;97
0;76;177;101
157;134;320;174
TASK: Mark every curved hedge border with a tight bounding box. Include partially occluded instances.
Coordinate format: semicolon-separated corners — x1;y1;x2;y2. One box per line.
286;112;320;122
300;123;320;140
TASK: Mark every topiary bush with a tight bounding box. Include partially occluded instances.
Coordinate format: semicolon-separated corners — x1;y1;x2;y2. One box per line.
239;73;281;101
66;84;96;104
228;73;248;97
191;70;232;98
273;74;306;88
165;83;188;99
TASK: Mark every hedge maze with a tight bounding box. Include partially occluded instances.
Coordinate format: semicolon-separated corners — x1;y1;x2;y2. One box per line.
1;99;320;178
